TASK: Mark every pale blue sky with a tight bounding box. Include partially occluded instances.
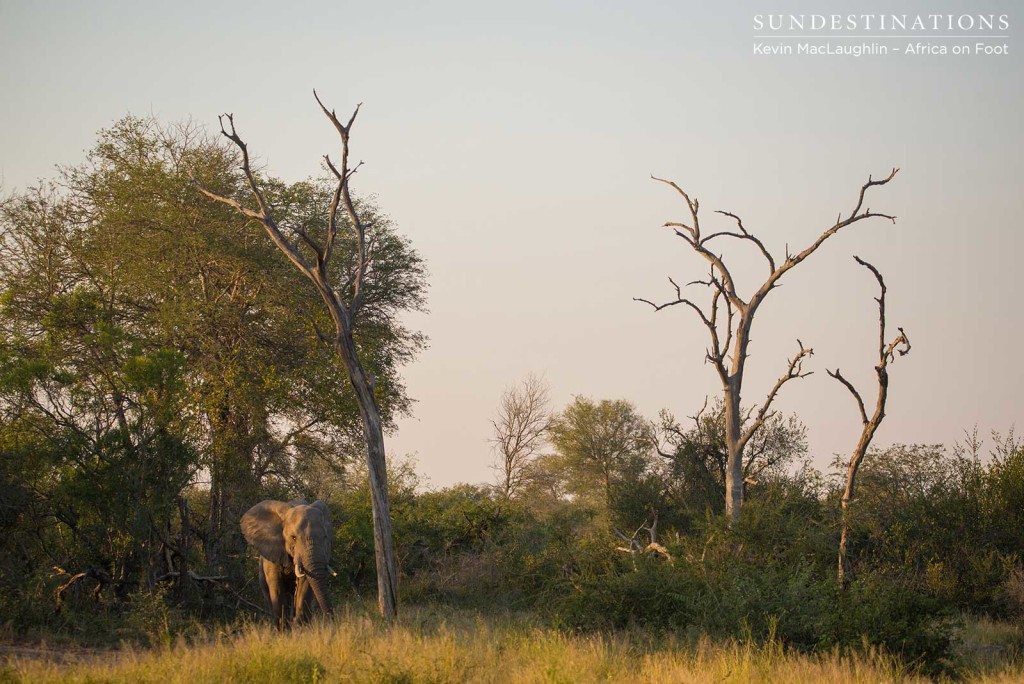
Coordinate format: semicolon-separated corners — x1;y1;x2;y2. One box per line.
2;1;1020;486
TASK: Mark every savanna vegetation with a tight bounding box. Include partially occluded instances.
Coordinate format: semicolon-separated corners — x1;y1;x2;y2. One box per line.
1;111;1022;682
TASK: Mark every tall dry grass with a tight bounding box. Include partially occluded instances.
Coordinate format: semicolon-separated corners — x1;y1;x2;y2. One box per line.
2;607;1021;683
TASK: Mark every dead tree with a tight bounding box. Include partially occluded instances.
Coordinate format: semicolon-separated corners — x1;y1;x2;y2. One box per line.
54;566;111;613
827;256;910;588
614;511;674;565
193;92;398;619
490;373;552;499
637;169;898;524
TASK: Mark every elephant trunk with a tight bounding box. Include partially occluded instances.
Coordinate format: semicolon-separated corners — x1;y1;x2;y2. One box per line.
298;550;333;617
306;570;333;616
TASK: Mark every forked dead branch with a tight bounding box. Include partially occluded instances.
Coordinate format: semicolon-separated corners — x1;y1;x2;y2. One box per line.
828;256;911;587
637;169;899;524
191;92;399;620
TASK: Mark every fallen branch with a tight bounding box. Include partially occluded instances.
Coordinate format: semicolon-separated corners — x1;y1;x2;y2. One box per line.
54;566;111;613
613;511;674;564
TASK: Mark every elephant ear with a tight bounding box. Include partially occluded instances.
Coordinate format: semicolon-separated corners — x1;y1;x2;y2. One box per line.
241;500;293;566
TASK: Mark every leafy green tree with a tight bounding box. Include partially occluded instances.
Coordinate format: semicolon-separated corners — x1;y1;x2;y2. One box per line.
0;114;426;606
547;397;659;530
74;117;424;574
0;187;196;593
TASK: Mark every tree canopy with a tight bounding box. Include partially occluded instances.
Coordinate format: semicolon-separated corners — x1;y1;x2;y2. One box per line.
0;115;427;591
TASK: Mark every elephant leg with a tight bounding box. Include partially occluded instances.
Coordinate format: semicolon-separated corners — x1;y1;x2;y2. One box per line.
281;569;296;627
262;559;292;630
258;559;272;611
296;575;307;625
293;574;312;626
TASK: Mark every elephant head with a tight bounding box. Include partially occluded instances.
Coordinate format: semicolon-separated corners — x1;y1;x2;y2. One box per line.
241;499;334;616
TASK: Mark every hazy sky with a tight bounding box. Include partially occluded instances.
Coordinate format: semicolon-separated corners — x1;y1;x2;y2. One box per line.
2;1;1020;488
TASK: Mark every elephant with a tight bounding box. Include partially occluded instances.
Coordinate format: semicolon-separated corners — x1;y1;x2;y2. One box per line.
240;499;335;628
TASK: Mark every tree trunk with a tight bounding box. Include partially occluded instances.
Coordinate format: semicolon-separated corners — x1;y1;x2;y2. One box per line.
334;334;398;620
838;425;878;587
176;496;192;600
723;383;744;525
206;465;223;572
828;257;910;589
838;501;852;587
205;403;258;576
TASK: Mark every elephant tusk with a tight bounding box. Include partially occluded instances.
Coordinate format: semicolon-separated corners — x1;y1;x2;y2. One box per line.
328;565;338;577
294;563;306;578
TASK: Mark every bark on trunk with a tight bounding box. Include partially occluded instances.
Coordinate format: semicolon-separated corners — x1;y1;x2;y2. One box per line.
838;420;880;587
205;403;259;576
335;334;398;620
176;496;192;600
724;384;744;525
837;503;852;586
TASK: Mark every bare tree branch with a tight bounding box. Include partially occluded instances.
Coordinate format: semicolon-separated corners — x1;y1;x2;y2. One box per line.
638;170;899;523
613;511;673;564
652;175;745;311
826;368;868;425
313;90;369;317
740;340;813;449
829;255;911;587
707;210;776;274
191;114;316;281
753;169;898;305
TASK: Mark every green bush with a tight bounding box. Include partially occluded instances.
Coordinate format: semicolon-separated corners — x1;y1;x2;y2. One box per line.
825;569;955;672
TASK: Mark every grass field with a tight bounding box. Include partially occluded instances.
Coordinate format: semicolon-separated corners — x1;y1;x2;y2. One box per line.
2;608;1022;683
